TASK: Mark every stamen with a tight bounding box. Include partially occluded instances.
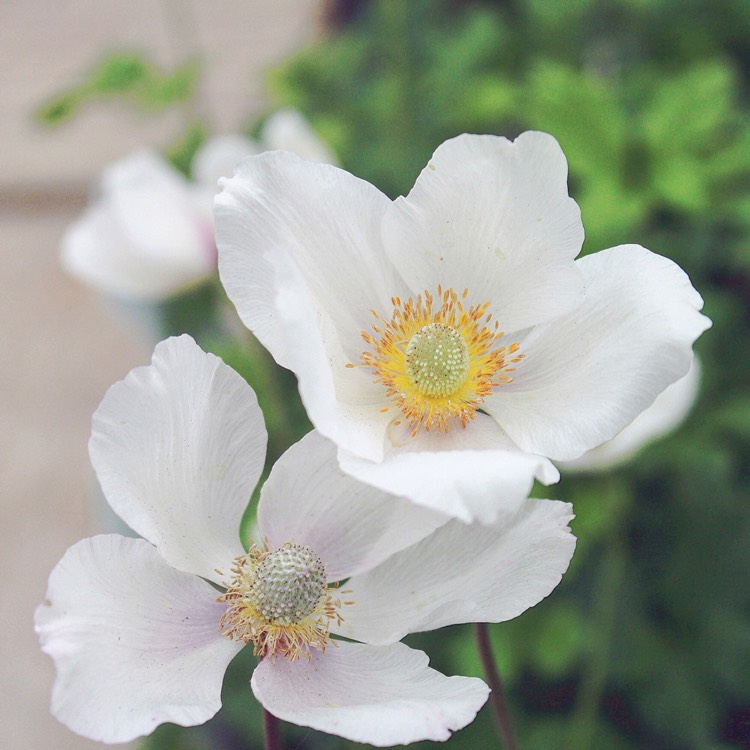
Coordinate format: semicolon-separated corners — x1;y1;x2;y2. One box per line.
218;542;345;661
360;286;523;434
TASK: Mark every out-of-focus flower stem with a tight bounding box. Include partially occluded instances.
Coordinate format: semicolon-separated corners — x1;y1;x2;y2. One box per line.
263;707;283;750
474;622;519;750
565;480;631;750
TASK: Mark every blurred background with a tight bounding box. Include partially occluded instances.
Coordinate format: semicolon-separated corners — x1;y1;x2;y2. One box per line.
3;1;749;748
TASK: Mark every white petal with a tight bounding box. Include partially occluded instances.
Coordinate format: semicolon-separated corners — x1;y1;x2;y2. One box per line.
560;357;702;471
382;132;584;331
35;535;242;744
488;245;712;460
269;255;393;461
337;499;575;645
257;431;447;580
62;150;213;300
260;108;338;165
216;150;404;366
251;641;488;746
191;134;261;189
338;414;559;524
90;335;266;582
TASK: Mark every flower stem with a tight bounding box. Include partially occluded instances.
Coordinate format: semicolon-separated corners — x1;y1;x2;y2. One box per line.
263;708;283;750
474;622;519;750
564;480;630;750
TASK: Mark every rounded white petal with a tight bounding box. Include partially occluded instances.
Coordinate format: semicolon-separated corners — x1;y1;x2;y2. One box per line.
216;150;402;361
338;414;559;524
62;150;214;300
90;335;266;582
257;431;448;580
35;535;242;744
488;245;712;460
560;357;702;471
251;641;489;746
260;108;338;165
191;134;261;189
382;132;584;330
216;152;406;460
336;499;575;645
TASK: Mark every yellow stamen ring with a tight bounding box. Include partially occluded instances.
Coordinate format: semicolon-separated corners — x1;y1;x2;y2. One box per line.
359;286;523;435
218;542;344;661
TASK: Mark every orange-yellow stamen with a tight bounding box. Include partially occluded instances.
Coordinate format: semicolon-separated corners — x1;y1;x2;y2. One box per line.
359;286;523;435
218;541;344;661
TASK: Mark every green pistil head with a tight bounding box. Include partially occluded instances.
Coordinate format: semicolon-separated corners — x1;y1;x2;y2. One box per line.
405;323;470;398
249;543;326;625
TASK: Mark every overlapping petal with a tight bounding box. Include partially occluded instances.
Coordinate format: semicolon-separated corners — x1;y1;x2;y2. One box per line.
338;414;558;523
35;535;241;744
336;499;575;645
216;151;405;364
487;245;711;460
560;357;701;471
90;335;266;583
251;641;489;746
382;131;585;330
258;430;448;580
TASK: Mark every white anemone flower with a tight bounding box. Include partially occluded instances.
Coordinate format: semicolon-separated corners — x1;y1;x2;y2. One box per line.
559;358;702;472
35;335;576;746
62;111;335;301
215;131;711;524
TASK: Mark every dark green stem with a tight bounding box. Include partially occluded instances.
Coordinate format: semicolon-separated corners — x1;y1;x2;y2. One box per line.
475;622;519;750
263;707;282;750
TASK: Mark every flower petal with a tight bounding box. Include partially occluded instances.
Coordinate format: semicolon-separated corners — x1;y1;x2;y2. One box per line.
257;431;448;580
337;414;559;524
191;134;260;189
90;335;265;582
260;108;338;165
35;535;242;744
62;150;214;300
251;641;489;746
560;357;702;471
382;132;584;330
269;255;393;461
216;150;404;366
336;499;575;645
487;245;712;460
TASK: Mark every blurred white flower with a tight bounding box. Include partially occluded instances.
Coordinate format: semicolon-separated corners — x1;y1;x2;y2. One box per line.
558;358;701;472
62;111;335;300
36;335;575;746
215;131;711;524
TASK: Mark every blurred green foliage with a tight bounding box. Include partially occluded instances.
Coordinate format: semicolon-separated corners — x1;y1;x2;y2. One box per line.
36;52;198;127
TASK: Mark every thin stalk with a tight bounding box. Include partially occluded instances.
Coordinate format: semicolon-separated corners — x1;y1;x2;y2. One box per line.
263;707;283;750
475;622;519;750
564;482;631;750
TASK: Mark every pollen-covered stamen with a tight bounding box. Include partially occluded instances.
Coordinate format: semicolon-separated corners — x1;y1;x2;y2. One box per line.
218;541;344;661
359;286;523;435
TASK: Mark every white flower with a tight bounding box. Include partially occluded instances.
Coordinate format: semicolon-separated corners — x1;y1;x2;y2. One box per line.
559;358;702;472
62;111;335;300
215;131;711;523
35;335;576;746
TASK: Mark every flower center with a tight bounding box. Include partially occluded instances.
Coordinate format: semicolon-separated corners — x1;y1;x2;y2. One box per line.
358;286;523;435
405;323;470;398
218;542;344;661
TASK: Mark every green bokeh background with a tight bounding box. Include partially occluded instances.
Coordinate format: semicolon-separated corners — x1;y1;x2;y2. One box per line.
46;1;750;748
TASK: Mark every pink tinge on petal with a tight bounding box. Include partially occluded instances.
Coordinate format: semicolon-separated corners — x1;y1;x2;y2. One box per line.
35;535;243;744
